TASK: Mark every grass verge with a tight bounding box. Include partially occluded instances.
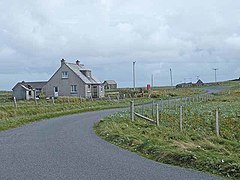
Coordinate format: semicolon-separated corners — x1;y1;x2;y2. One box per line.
94;87;240;179
0;87;204;131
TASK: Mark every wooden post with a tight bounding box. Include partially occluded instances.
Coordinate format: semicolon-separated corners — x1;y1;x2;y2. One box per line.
160;99;163;112
52;97;55;104
34;98;38;106
13;97;17;108
175;99;177;111
152;100;154;118
130;101;134;121
34;90;38;106
167;97;170;110
156;104;159;126
215;109;220;137
180;106;183;131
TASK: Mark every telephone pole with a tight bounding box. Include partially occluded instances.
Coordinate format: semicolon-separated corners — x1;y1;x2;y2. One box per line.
170;68;173;87
213;68;218;83
151;74;154;88
133;61;136;90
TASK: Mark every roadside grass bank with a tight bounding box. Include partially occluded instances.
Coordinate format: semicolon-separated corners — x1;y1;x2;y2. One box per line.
0;98;150;131
0;87;204;131
94;87;240;179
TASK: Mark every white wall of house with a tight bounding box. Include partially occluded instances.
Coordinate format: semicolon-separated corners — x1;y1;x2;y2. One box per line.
45;63;87;98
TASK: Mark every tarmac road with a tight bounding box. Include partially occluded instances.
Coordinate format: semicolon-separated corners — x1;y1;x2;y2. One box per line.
0;87;224;180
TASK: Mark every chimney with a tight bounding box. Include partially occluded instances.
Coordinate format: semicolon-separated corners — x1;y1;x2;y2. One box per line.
76;60;80;66
61;58;66;66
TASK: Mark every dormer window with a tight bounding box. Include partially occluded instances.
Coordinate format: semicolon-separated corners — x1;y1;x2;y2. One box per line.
62;71;68;79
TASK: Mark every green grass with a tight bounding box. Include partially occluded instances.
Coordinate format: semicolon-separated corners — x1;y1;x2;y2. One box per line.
94;86;240;179
0;97;152;131
0;87;205;131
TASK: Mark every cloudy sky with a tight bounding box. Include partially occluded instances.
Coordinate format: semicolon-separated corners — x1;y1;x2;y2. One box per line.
1;0;240;90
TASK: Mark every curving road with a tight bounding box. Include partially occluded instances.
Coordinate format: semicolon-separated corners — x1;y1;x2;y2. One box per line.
0;87;225;180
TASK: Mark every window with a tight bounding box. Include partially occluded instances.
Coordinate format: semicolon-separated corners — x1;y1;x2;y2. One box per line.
62;71;68;79
87;85;91;92
71;85;77;93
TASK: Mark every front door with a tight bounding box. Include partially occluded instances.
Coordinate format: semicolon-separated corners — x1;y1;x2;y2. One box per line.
54;86;59;97
92;86;98;98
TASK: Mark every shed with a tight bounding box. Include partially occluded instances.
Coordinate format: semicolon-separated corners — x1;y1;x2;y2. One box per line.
103;80;117;89
12;81;47;100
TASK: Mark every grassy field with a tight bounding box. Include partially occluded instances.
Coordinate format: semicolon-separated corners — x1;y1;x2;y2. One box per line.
94;85;240;179
0;87;203;131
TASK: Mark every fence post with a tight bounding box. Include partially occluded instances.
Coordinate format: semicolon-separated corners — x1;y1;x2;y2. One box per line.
175;99;177;111
130;101;134;121
167;97;170;110
52;97;55;104
160;99;163;111
34;97;38;106
152;100;154;118
13;97;17;108
215;109;220;137
156;104;159;126
180;106;183;131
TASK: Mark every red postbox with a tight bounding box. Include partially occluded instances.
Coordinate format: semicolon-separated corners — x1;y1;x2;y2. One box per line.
147;84;150;91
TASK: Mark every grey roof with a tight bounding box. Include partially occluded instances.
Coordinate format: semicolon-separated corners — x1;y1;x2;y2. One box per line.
12;81;47;90
103;80;117;85
196;79;204;84
66;63;102;84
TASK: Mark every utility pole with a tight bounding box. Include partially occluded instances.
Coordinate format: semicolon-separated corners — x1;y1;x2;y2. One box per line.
133;61;136;90
213;68;218;83
151;74;154;88
170;68;173;87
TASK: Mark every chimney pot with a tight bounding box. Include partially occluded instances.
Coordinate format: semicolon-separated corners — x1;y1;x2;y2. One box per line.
61;58;65;66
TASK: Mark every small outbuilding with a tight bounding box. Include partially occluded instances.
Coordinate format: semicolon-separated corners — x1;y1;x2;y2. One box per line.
12;81;47;100
195;79;204;86
103;80;117;90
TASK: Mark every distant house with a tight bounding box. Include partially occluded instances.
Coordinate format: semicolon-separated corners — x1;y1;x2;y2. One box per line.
103;80;117;89
12;81;47;100
176;82;193;88
176;79;204;88
45;59;104;98
195;79;204;86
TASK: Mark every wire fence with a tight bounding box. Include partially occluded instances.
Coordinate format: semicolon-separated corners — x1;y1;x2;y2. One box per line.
129;94;240;140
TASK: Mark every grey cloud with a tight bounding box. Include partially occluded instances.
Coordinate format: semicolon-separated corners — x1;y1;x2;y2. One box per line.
0;0;240;90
